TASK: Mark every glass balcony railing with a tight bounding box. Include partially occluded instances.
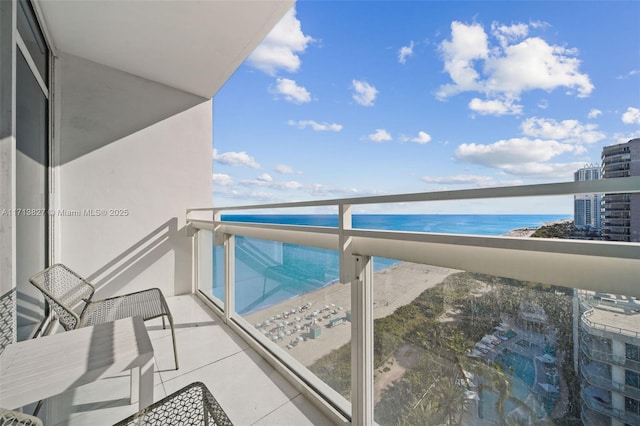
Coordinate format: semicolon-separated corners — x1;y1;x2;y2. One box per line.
187;176;640;425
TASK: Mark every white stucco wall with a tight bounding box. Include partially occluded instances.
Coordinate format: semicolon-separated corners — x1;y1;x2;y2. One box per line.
56;52;212;298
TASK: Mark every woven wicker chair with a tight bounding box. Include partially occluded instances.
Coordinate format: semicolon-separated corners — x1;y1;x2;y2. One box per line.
29;263;178;370
0;408;43;426
114;382;232;426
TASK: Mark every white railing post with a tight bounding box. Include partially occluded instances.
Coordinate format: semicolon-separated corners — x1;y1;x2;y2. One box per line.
213;210;235;321
351;254;373;425
339;204;354;283
223;233;235;324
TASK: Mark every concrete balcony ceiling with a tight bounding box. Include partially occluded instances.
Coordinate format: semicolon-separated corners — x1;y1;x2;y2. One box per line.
38;0;295;97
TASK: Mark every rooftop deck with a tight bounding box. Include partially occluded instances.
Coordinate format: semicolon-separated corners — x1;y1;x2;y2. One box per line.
585;301;640;339
39;295;333;425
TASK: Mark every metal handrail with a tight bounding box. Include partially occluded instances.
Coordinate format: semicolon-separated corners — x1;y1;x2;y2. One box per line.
188;176;640;213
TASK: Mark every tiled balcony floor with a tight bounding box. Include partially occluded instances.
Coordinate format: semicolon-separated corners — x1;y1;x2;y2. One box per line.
39;294;334;425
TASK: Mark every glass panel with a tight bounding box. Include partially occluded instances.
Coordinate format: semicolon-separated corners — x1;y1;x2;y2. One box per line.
15;49;48;334
17;0;48;83
626;371;640;389
372;258;581;425
196;230;224;308
213;244;224;302
627;344;640;362
236;237;351;400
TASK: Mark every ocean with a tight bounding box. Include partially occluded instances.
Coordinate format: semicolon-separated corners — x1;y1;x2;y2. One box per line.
212;214;569;314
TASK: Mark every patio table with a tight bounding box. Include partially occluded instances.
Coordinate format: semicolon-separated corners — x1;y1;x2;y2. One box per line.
0;316;154;411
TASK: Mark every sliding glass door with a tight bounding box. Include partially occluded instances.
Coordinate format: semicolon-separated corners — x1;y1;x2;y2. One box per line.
15;0;49;338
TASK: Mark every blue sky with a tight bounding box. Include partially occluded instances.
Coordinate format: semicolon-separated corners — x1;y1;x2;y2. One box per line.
212;1;640;214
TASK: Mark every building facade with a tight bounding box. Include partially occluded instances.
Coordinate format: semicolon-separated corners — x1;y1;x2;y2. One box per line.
601;139;640;242
574;164;602;231
579;293;640;426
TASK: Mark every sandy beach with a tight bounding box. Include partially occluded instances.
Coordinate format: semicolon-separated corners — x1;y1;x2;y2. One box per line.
244;262;460;366
501;218;571;238
243;221;554;367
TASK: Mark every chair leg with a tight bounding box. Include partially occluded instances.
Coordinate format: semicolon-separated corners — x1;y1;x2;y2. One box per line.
167;313;179;370
162;315;166;330
33;399;43;417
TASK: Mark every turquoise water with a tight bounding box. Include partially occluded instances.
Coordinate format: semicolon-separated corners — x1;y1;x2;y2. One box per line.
211;214;568;314
479;350;537;422
496;350;536;399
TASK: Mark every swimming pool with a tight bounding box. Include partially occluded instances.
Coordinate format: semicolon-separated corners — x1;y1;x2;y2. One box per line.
479;350;538;422
496;350;536;400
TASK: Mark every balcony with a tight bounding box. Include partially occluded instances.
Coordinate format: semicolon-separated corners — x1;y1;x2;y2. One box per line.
8;176;640;425
581;387;640;424
34;294;333;425
184;177;639;425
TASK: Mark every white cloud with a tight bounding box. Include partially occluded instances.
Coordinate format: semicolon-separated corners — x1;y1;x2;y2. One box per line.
246;7;313;75
309;184;361;198
469;97;523;116
622;107;640;124
257;173;273;182
212;173;233;186
275;164;300;174
456;138;575;167
272;78;311;104
616;69;640;80
491;22;529;48
455;137;583;179
421;175;510;187
398;41;414;64
521;117;606;144
240;177;303;191
437;21;488;98
437;21;593;115
409;131;432;144
587;109;602;119
368;129;392;142
288;119;343;131
352;80;378;106
213;149;260;169
278;181;304;190
485;37;593;97
613;130;640;144
501;162;586;179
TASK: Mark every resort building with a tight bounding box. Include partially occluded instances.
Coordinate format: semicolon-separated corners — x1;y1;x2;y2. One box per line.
574;164;601;232
1;1;639;425
601;138;640;242
578;292;640;426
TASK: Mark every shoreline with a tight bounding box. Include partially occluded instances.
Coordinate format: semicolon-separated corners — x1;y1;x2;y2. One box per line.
241;220;563;366
243;262;460;366
501;218;571;238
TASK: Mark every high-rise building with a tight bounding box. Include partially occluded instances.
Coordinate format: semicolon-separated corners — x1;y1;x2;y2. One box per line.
601;138;640;242
574;164;601;231
578;292;640;426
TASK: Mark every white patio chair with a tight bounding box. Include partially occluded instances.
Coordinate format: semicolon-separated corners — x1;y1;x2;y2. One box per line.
0;408;43;426
29;264;178;370
113;382;233;425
